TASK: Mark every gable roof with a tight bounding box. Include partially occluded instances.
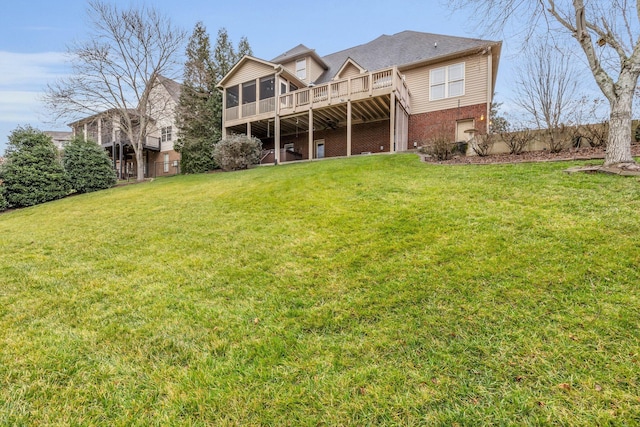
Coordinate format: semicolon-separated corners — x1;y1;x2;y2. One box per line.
157;75;182;103
314;30;499;84
271;44;328;71
334;57;367;79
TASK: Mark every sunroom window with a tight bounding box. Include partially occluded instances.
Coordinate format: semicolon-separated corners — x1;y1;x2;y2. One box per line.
226;85;239;108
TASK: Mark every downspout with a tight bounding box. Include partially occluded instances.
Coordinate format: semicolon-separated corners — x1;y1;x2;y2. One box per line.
486;46;493;134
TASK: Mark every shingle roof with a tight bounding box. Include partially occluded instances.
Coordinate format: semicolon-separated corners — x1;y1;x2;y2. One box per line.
293;30;498;84
158;75;182;103
271;44;315;63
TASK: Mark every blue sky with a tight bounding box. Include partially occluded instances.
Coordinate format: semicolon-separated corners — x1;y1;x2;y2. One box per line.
0;0;514;153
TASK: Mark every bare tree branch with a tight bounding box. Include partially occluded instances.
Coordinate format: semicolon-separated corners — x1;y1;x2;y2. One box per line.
43;0;186;181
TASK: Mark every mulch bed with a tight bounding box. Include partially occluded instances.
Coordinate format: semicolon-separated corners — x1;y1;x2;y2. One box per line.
420;145;640;166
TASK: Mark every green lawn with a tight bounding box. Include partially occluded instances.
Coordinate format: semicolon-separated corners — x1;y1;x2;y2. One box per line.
1;154;639;425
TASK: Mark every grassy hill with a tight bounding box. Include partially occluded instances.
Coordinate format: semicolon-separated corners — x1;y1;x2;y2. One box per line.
1;154;639;425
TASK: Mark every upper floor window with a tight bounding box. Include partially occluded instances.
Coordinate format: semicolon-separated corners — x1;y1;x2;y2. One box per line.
430;63;465;100
161;126;172;142
296;58;307;80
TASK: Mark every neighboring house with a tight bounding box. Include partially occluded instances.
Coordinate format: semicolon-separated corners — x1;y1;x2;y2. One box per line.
217;30;501;163
68;75;182;178
44;131;73;151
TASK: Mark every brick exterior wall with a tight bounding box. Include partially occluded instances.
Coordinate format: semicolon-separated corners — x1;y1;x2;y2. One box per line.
261;119;391;162
148;149;181;177
408;103;487;146
260;104;487;163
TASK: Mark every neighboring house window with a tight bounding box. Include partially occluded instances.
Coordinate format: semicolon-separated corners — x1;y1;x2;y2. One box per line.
163;153;169;173
430;63;465;100
296;58;307;80
161;126;172;142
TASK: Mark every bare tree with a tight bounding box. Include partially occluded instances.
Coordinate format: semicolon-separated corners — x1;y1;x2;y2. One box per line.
450;0;640;170
44;1;186;181
513;42;578;152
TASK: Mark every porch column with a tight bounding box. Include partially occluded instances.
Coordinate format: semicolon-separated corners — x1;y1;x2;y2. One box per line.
347;101;352;157
275;115;281;164
97;118;102;145
83;123;87;140
308;108;314;160
118;142;123;179
389;92;396;152
247;122;251;137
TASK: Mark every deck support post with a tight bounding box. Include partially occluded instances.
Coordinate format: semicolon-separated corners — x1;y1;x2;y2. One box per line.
275;116;281;164
389;92;396;153
347;100;352;156
308;108;314;160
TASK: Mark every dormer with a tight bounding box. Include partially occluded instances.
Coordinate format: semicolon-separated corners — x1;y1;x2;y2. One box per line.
271;44;328;85
333;57;367;80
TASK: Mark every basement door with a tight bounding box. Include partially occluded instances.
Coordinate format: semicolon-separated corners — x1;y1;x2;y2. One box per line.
315;139;325;159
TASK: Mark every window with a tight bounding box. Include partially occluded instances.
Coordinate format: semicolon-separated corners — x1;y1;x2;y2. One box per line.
260;75;275;100
242;80;256;104
430;63;465;100
280;81;288;95
161;126;172;142
226;85;239;108
163;153;169;173
296;58;307;80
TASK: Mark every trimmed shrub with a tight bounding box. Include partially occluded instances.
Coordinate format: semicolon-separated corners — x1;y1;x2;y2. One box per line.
63;136;116;193
213;134;262;171
1;126;70;208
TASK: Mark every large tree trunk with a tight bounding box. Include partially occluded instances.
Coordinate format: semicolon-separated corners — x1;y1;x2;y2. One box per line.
605;74;636;167
136;147;145;182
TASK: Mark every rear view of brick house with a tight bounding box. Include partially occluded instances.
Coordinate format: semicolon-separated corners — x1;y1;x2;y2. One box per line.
217;30;501;163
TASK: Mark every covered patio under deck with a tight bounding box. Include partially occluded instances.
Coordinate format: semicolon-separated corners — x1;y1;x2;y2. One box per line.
224;67;410;164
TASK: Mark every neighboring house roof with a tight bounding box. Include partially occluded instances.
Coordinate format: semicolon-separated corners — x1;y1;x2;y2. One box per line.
314;30;499;84
67;108;141;127
157;75;182;103
67;76;182;127
44;131;73;140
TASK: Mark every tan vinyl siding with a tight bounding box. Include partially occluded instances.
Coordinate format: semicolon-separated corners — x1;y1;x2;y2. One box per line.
281;57;324;84
338;63;363;79
402;54;488;115
308;58;325;83
225;61;275;87
281;59;297;77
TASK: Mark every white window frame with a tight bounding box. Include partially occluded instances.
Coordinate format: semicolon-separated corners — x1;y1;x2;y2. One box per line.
161;126;172;142
296;58;307;80
430;62;465;101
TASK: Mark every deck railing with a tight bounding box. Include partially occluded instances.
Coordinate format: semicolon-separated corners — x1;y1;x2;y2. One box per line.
225;66;409;122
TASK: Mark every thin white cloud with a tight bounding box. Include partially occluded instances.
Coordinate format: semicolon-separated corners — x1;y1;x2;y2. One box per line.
0;90;45;122
0;51;69;88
